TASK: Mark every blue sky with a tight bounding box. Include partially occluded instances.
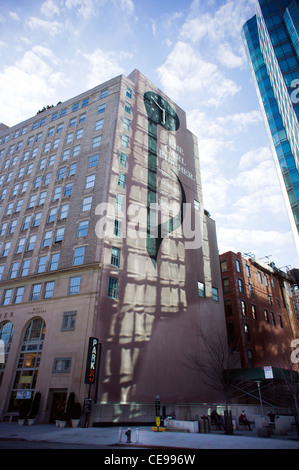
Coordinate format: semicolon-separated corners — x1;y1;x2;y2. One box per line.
0;0;298;270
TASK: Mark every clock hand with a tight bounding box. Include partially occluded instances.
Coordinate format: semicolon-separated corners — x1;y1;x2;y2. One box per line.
143;91;184;267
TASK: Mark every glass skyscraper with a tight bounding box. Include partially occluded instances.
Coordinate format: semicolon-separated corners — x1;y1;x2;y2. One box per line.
242;0;299;253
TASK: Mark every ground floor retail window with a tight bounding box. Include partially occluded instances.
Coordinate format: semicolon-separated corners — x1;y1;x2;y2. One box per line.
0;321;14;386
8;317;45;412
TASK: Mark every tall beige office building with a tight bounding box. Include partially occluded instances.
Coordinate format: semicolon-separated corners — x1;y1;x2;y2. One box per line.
0;70;226;425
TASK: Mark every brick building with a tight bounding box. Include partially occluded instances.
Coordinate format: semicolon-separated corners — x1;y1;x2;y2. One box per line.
0;70;226;424
219;251;299;370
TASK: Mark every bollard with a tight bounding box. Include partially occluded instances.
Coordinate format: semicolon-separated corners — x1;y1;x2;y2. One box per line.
125;428;131;443
119;427;123;442
136;428;139;443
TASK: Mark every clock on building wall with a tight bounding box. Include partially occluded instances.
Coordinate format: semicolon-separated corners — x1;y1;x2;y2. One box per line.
144;92;186;267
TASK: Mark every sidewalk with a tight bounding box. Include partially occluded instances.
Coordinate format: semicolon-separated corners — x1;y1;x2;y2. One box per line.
0;422;298;449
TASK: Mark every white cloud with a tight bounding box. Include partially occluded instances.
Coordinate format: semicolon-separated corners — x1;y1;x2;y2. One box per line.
157;41;240;106
217;42;244;69
40;0;61;17
238;147;272;171
26;16;64;36
0;48;69;126
9;11;21;22
83;48;127;88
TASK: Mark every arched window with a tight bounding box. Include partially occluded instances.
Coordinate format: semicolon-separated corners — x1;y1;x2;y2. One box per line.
8;317;45;412
0;321;14;386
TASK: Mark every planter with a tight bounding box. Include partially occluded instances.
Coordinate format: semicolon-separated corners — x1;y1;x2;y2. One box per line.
71;419;80;428
28;418;35;426
18;419;25;426
59;420;66;428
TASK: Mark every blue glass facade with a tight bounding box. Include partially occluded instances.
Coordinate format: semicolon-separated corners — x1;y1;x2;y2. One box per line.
242;0;299;252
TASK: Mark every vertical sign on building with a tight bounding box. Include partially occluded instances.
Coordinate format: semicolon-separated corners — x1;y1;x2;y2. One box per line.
85;337;100;384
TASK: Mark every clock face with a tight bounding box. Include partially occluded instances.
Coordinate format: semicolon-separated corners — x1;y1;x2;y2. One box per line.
144;91;180;131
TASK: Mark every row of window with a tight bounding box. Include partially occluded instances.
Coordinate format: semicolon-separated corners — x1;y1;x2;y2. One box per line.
0;87;112;146
1;276;82;305
197;281;219;302
225;298;284;328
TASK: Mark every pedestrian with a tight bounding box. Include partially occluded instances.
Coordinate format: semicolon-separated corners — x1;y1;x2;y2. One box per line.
239;410;253;430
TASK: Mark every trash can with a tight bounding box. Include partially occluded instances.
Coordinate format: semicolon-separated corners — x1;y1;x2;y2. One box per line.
201;415;210;433
224;410;233;435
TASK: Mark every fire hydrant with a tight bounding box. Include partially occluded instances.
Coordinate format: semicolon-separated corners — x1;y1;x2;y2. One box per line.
125;428;131;443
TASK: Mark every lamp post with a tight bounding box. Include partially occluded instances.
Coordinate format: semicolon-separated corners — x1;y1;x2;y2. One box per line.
256;381;264;416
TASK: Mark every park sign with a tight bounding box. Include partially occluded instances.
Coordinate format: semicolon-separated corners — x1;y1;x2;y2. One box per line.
85;337;100;385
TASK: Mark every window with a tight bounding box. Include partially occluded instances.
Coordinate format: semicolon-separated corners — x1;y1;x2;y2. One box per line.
43;230;52;247
39;191;47;205
21;259;31;276
114;219;122;237
236;259;241;272
62;311;76;331
72;145;80;157
85;174;95;188
15;199;23;212
44;281;55;298
258;271;263;283
69;276;81;295
118;172;126;188
76;129;83;139
72;102;79;112
14;287;24;304
278;314;283;328
69;117;76;128
222;278;230;294
123;117;130;130
3;289;13;305
107;277;118;299
82;196;92;211
120;152;127;167
95;119;103;131
32;212;42;227
246;265;250;277
126;87;132;99
89;154;98;168
111;247;120;267
251;305;257;320
52;138;60;149
212;287;219;302
53;186;61;201
68;163;77;176
37;256;47;273
27;234;36;251
92;135;101;148
43;172;52;185
198;281;205;298
22;216;31;231
47;207;57;223
0;265;4;281
0;222;8;236
57;167;66;180
100;89;108;99
264;274;269;286
98;103;106;114
65;132;73;143
264;309;269;323
10;262;19;279
116;194;124;212
59;203;69;219
238;279;243;293
49;253;60;271
73;246;85;266
244;323;251;342
52;358;72;373
78;220;89;237
61;149;70;161
271;312;276;326
16;238;26;254
125;102;131;113
54;227;65;243
2;241;11;257
64;183;73;197
220;260;227;272
121;134;129;148
241;300;246;316
79;113;86;123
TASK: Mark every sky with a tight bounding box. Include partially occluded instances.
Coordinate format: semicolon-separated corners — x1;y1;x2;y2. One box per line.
0;0;298;271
